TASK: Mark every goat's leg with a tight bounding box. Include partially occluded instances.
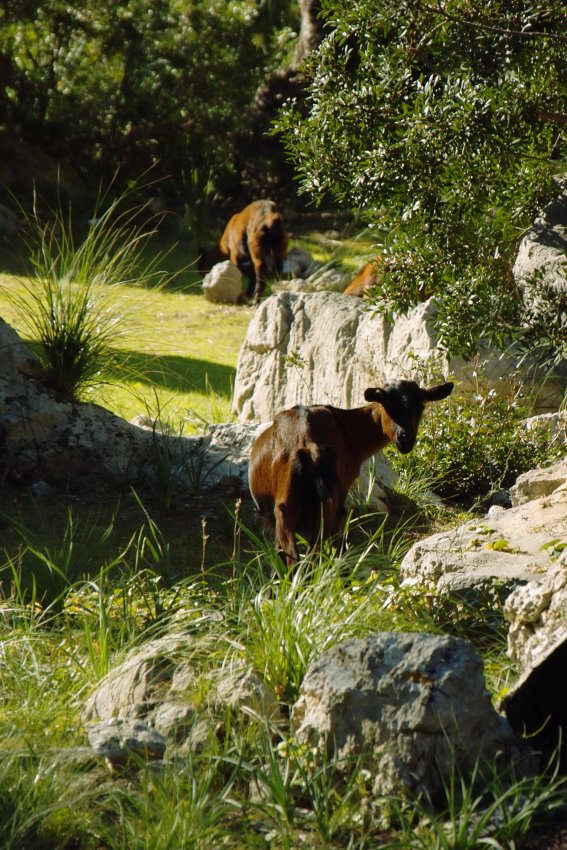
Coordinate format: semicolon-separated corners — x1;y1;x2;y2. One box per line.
275;503;299;565
334;501;348;535
243;269;256;299
252;261;268;302
321;494;340;539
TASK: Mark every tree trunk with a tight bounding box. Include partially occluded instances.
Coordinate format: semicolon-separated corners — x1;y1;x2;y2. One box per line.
292;0;324;70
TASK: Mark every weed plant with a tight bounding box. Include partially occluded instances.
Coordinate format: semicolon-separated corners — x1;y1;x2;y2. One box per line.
10;186;170;400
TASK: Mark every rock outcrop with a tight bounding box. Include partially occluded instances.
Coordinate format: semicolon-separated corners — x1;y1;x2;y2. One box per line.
504;545;567;672
291;632;531;799
232;292;564;423
399;460;567;595
0;316;263;493
82;633;282;760
82;628;534;792
502;547;567;766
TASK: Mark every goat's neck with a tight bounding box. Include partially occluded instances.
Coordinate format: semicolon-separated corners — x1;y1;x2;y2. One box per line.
336;404;390;467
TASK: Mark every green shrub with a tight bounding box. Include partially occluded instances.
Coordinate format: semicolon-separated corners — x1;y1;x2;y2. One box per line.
390;378;563;502
277;0;566;363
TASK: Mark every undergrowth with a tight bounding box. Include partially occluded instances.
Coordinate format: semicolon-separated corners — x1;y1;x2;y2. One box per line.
0;493;564;849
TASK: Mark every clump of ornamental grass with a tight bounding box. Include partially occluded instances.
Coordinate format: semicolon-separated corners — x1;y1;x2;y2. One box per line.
11;186;170;401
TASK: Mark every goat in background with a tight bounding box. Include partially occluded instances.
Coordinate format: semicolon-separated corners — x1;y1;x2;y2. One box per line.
343;256;383;297
198;200;288;303
248;379;454;565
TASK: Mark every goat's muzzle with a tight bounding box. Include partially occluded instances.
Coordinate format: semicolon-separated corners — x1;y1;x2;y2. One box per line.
395;431;416;454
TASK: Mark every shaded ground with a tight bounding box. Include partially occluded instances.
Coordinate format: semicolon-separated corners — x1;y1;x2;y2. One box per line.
0;478;262;592
524;819;567;849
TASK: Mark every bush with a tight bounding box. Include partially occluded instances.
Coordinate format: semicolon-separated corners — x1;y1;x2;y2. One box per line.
390;377;564;502
277;0;566;361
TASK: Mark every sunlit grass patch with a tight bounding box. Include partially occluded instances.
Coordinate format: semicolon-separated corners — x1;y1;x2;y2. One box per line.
0;267;252;432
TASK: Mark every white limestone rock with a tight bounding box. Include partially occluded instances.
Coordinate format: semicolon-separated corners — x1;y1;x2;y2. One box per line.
400;474;567;594
510;458;567;507
232;292;564;424
202;260;244;304
291;632;530;800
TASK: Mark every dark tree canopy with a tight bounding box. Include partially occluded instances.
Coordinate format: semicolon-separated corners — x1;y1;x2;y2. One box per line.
0;0;302;204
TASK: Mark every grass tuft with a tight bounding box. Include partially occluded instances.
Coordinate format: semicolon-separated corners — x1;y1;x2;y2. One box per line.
10;185;171;400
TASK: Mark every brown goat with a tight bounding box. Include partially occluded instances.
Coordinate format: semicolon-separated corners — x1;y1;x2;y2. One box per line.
198;200;288;302
248;379;454;564
343;257;383;297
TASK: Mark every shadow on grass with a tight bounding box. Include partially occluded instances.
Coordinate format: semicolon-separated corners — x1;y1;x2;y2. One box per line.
14;336;235;399
124;348;234;397
0;239;33;277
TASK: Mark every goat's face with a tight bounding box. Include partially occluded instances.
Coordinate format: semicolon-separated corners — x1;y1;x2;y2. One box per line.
364;380;454;454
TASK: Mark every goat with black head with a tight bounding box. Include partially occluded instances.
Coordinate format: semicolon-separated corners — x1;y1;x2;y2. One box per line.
248;379;454;565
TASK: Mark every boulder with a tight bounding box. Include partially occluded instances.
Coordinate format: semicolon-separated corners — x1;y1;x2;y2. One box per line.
400;462;567;594
86;718;166;770
82;635;186;724
504;546;567;671
0;317;261;494
82;633;281;755
0;128;86;201
202;260;244;304
502;548;567;766
281;246;317;278
513;183;567;296
232;292;565;423
291;632;531;800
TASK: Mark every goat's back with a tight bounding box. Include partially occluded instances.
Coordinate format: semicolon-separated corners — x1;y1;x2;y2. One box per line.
220;200;287;270
343;258;382;297
249;404;355;512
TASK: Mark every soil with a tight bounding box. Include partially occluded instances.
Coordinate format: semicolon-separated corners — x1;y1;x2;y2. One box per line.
524;820;567;849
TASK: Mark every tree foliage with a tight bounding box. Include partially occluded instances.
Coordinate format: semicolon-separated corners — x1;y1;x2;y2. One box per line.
0;0;299;202
278;0;566;356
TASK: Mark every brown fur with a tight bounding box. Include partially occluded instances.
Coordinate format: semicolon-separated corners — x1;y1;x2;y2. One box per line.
248;380;454;564
198;200;288;302
343;257;383;297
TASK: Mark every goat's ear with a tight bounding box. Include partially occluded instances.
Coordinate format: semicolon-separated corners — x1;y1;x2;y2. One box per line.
422;381;454;402
364;387;386;403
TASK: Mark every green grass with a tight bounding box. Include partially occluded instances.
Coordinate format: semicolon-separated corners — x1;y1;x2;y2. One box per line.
0;201;378;433
0;211;563;849
0;514;564;850
0;228;372;433
0;251;253;433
